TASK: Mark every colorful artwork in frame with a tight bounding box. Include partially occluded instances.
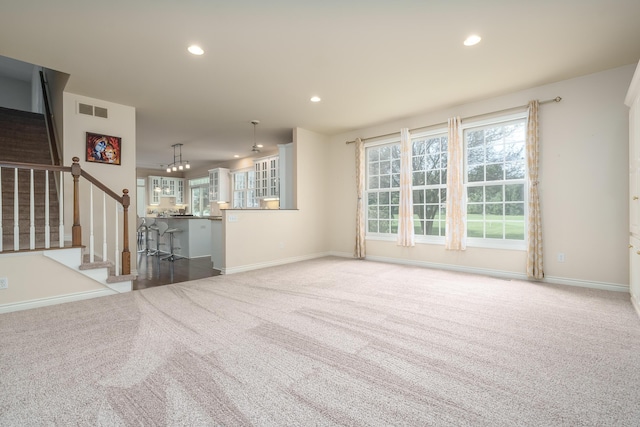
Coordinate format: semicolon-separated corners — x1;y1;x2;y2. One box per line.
86;132;121;165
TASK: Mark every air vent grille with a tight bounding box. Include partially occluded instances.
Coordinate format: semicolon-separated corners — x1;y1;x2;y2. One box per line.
77;102;108;119
78;103;93;116
94;106;108;118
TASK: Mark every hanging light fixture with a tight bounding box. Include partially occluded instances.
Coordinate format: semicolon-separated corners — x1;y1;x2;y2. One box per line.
251;120;261;153
166;143;190;173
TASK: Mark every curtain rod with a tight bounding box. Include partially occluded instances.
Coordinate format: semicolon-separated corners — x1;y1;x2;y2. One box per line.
345;96;562;144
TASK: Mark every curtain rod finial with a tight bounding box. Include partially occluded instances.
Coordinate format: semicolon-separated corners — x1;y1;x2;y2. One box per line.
554;96;562;103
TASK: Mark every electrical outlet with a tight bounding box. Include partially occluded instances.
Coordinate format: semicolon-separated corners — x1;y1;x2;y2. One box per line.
0;277;8;289
557;253;565;263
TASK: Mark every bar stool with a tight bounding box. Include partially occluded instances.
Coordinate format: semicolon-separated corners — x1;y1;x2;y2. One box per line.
161;226;184;262
147;220;163;256
136;217;148;253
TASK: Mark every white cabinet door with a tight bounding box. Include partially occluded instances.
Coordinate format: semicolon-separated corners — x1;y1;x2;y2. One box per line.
209;168;230;202
148;176;161;205
254;155;279;199
176;179;184;204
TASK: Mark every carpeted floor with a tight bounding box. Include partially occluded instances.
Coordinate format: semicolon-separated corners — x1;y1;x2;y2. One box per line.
1;257;639;426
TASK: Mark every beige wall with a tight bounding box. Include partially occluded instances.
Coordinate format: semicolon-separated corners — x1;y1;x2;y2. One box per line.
63;92;137;268
0;252;104;309
327;64;634;289
222;128;330;272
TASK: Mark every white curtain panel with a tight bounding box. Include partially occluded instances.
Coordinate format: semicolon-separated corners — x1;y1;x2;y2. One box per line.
445;117;466;250
397;128;415;247
526;100;544;279
355;138;366;259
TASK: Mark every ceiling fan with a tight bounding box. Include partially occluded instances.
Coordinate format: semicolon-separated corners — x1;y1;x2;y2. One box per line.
251;120;261;153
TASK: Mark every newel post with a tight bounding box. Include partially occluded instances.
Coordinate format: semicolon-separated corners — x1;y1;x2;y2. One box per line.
121;189;131;275
71;157;82;246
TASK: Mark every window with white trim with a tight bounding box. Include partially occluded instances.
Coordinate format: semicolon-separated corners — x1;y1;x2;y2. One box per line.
464;115;527;245
232;168;258;208
412;132;447;238
366;142;401;235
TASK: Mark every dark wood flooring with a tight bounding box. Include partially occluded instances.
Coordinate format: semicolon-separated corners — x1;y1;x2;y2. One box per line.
133;252;220;290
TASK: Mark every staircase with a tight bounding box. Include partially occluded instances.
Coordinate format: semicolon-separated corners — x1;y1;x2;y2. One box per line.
0;106;60;250
0;106;134;310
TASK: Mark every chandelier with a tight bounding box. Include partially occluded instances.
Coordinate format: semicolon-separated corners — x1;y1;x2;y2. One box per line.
166;143;190;172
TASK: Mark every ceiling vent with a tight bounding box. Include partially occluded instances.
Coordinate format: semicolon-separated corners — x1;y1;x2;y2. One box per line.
78;102;108;119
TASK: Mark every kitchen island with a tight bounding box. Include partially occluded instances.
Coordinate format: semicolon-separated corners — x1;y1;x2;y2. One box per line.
146;216;212;259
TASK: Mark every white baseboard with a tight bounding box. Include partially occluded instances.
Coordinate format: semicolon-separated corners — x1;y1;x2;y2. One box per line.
0;288;117;314
223;252;332;275
358;255;629;293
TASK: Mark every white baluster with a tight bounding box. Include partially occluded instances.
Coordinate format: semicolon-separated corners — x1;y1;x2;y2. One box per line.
89;184;94;262
29;169;35;250
102;193;107;263
13;168;18;251
114;201;120;276
45;170;50;248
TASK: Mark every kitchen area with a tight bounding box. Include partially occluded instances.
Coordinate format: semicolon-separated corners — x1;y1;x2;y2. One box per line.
135;141;293;278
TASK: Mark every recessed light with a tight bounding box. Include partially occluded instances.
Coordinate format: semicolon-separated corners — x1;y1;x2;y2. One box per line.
310;96;321;103
257;144;263;148
464;35;481;46
188;45;204;55
234;155;240;158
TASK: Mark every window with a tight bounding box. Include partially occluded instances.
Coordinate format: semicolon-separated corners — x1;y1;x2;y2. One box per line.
232;169;259;208
189;177;210;216
464;115;527;245
412;132;447;238
366;142;401;235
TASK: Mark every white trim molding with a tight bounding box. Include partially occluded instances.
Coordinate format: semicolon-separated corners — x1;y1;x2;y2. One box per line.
0;288;116;314
222;252;332;275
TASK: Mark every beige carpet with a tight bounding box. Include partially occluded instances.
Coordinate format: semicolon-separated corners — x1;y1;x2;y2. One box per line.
1;257;639;426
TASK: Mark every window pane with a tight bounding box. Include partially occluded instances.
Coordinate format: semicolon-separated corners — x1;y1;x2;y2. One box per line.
486;222;504;239
368;221;378;233
486;164;503;181
505;203;524;217
467;222;483;237
486;204;504;217
506;222;525;240
468;165;484;182
467;204;483;215
505;184;524;201
380;146;391;161
467;147;484;165
467;130;484;148
380;175;391;188
505;162;526;180
468;186;483;202
390;191;400;205
413;171;425;186
485;185;503;202
379;191;390;205
369;176;379;189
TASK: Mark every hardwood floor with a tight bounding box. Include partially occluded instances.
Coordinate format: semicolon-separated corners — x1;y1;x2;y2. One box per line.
133;252;220;290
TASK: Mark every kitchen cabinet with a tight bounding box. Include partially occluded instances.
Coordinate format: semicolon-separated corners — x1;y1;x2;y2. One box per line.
148;176;162;205
176;179;185;204
209;168;230;202
626;59;640;316
255;155;279;199
147;176;184;205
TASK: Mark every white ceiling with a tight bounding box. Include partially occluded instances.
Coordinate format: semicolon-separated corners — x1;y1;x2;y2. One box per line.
1;0;639;171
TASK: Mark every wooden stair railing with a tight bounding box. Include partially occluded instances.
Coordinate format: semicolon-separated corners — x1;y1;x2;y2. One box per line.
0;157;131;275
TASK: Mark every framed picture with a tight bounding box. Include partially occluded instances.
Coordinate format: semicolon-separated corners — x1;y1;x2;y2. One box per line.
86;132;121;165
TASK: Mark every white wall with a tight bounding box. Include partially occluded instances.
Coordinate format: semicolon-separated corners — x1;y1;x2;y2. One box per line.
0;75;30;111
222;128;330;272
327;65;634;290
62;93;137;271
